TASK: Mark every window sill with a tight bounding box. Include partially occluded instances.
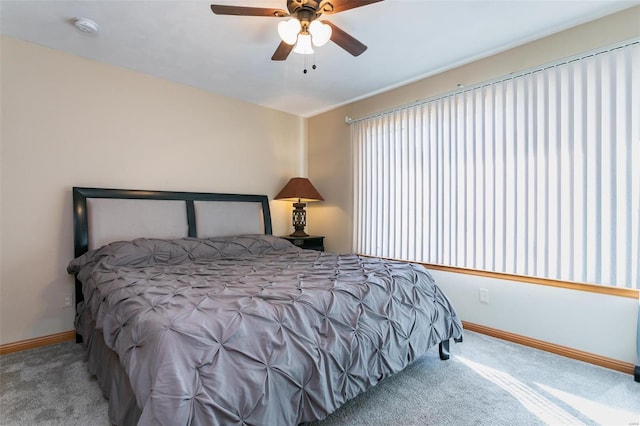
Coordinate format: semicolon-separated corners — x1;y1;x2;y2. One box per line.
357;254;639;299
423;263;639;299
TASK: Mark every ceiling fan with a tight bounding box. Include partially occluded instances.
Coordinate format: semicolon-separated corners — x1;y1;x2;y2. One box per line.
210;0;384;61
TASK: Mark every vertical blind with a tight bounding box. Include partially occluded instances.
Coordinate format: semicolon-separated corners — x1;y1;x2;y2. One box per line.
352;41;640;289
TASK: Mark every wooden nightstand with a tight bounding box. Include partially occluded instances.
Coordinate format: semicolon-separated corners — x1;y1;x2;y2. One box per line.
280;235;325;251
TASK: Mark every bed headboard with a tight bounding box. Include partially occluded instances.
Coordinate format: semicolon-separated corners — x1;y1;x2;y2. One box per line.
72;187;273;258
71;187;273;341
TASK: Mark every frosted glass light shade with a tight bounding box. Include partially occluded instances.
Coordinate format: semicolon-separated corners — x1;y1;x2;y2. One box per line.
278;18;301;45
309;21;332;47
293;33;314;54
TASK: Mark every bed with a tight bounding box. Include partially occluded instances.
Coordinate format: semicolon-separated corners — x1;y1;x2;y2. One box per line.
67;187;464;425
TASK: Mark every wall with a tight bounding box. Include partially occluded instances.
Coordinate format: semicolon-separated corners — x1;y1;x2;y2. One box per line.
0;36;303;345
307;7;640;364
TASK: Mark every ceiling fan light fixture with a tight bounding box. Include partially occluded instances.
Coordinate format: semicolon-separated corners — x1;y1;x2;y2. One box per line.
278;18;301;45
309;20;332;47
293;33;314;55
211;0;380;61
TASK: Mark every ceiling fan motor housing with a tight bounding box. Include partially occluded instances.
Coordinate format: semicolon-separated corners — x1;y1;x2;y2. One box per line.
288;0;328;28
288;0;323;14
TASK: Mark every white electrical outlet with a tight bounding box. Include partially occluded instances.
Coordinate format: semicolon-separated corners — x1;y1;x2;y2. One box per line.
479;288;489;304
63;294;73;307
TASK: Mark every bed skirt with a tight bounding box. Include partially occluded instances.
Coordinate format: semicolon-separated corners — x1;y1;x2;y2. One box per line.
77;306;141;425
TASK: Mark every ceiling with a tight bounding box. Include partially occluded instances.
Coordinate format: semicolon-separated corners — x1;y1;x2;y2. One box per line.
1;1;637;117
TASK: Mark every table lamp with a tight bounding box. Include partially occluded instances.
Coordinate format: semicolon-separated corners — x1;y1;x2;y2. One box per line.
274;177;324;237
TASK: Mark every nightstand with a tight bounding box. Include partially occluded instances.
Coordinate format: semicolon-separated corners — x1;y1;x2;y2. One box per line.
280;235;325;251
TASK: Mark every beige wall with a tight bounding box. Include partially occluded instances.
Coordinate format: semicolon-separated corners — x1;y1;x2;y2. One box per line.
308;7;640;364
0;36;303;345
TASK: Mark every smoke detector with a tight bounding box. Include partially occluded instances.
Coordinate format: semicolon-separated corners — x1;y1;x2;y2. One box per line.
73;18;99;34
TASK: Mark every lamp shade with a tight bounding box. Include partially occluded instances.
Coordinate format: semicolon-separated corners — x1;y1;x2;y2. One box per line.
293;33;314;55
278;18;301;45
274;177;324;202
309;20;332;47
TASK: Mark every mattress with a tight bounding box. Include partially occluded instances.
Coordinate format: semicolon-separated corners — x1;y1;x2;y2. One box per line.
68;234;463;425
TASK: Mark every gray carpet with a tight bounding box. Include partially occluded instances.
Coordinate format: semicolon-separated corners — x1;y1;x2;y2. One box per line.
1;331;638;425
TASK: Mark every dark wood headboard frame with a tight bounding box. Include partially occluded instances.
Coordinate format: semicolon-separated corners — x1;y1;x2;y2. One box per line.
71;187;272;341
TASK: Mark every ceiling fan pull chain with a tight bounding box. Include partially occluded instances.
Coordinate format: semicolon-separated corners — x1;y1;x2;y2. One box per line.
303;54;308;74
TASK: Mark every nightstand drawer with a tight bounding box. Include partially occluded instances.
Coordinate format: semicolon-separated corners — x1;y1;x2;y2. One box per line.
280;235;325;251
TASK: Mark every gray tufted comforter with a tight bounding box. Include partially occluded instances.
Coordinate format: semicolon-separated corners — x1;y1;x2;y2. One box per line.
68;234;463;425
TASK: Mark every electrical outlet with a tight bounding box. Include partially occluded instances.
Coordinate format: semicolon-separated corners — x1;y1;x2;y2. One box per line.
479;288;489;304
63;294;73;308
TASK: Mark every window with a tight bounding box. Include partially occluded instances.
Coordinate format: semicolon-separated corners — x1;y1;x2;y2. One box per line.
351;41;640;290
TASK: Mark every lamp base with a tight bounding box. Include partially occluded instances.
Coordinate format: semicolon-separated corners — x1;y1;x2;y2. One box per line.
290;201;309;238
289;229;309;237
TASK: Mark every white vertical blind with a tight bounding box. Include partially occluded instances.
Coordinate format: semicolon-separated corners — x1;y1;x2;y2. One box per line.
352;41;640;290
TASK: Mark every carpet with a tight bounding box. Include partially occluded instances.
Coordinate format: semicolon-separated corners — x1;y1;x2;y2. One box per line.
1;331;638;425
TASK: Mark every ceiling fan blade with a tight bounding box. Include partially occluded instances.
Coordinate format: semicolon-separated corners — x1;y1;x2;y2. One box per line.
272;41;294;61
322;20;367;57
210;4;288;17
321;0;384;14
